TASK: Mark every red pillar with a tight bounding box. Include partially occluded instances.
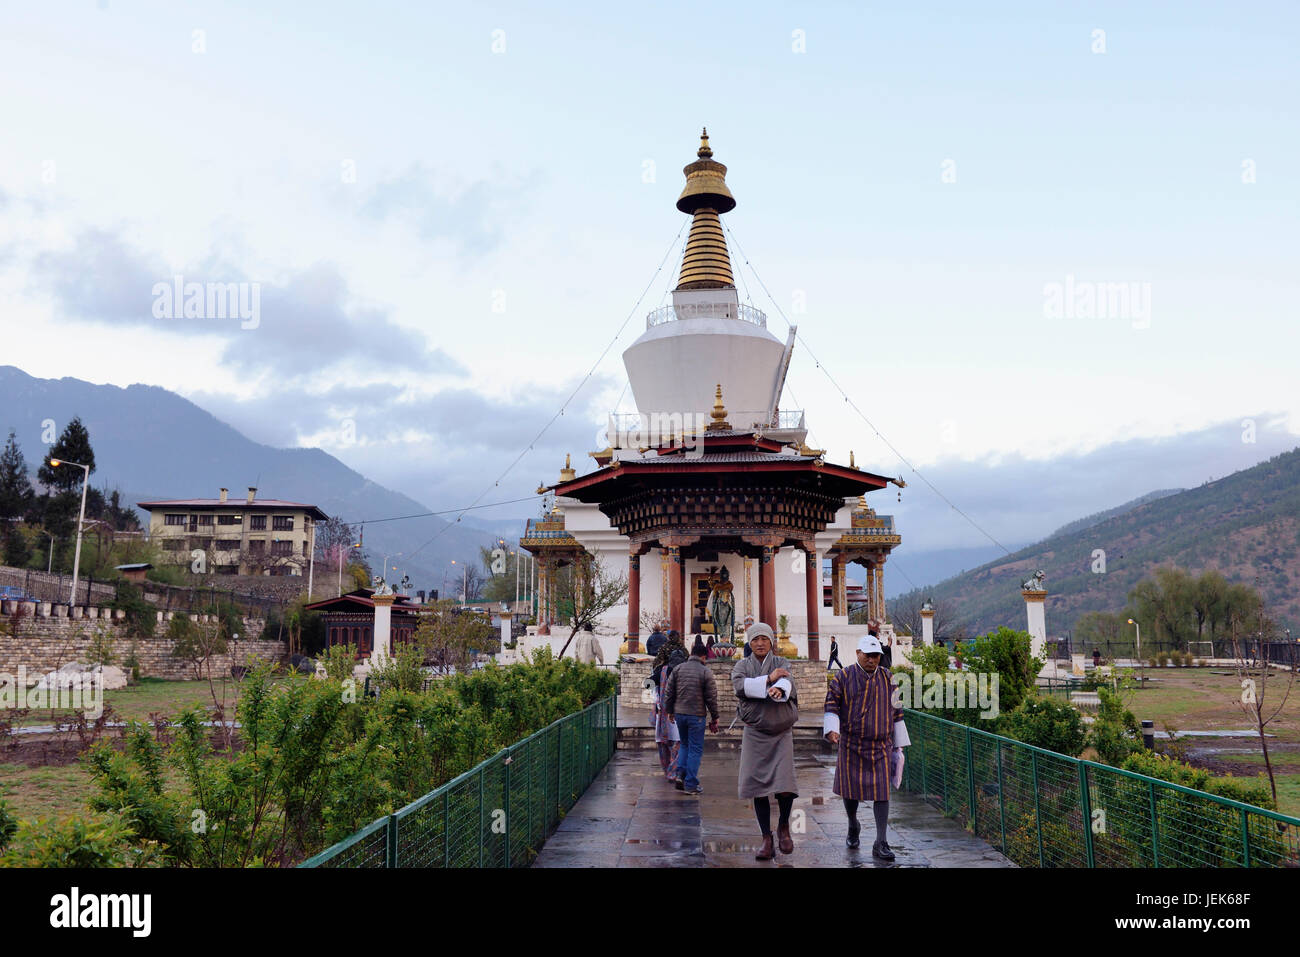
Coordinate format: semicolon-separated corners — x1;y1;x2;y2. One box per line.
679;555;688;635
804;546;821;661
759;545;777;628
668;545;683;638
626;551;641;653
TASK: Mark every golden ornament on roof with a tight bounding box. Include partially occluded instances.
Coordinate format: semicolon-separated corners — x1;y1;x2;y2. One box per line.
676;128;736;291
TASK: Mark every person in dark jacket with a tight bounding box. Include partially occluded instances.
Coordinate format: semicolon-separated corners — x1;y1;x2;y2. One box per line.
665;636;719;794
645;623;668;659
827;636;844;671
869;619;892;670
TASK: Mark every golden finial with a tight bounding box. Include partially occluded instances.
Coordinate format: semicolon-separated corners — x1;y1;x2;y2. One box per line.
676;128;735;290
536;481;546;495
850;450;856;469
559;453;576;483
858;495;868;508
706;383;732;432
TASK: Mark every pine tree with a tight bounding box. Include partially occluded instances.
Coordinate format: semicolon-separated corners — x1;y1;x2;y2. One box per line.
37;417;96;493
0;430;32;519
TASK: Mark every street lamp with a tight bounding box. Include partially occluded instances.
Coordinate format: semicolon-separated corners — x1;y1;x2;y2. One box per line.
48;458;90;607
337;539;362;597
450;560;468;603
1128;618;1143;684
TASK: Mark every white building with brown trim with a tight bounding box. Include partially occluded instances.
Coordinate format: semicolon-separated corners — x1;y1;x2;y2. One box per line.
138;487;328;576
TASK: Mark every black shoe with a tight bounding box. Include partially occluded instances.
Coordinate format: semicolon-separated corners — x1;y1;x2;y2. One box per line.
674;779;685;790
688;785;703;794
846;821;860;848
872;840;895;861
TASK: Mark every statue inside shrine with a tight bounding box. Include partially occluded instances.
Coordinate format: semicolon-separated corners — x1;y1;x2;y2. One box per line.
707;566;736;642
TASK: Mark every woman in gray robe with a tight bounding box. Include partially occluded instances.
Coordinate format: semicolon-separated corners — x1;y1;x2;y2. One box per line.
730;622;799;860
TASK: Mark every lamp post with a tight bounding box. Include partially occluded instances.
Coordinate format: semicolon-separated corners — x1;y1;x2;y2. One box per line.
46;531;55;574
49;458;90;607
1127;618;1142;685
337;539;361;597
449;560;468;603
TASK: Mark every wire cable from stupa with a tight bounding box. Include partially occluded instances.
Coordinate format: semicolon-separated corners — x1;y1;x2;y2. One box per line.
400;219;691;563
722;220;1015;559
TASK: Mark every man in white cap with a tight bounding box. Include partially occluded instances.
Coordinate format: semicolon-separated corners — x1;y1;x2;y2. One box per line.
823;634;910;859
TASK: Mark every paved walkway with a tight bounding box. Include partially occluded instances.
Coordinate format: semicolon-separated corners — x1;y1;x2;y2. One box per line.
534;748;1013;868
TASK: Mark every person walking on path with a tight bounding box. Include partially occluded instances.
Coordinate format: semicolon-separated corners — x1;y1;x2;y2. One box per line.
827;635;844;671
868;619;892;670
649;630;687;778
664;636;719;793
731;622;799;861
823;634;911;860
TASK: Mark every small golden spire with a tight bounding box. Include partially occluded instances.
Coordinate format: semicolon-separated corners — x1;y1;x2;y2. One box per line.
706;383;732;432
850;450;856;469
559;453;576;483
698;127;712;159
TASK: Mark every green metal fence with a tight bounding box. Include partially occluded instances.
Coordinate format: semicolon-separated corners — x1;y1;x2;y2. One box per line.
300;695;617;868
900;708;1300;868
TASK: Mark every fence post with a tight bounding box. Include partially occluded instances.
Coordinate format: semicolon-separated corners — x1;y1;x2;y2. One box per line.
504;749;512;867
938;722;948;812
1031;751;1045;867
443;790;450;867
386;812;398;868
917;715;927;800
556;721;564;819
965;726;977;834
1148;780;1160;867
478;765;485;869
996;743;1008;854
527;736;534;851
1239;808;1251;867
1078;763;1095;868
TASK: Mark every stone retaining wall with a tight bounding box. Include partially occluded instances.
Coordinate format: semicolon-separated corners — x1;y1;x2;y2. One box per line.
619;658;831;712
0;605;283;680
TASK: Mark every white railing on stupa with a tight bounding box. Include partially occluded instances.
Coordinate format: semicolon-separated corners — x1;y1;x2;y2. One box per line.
606;409;805;444
645;302;767;329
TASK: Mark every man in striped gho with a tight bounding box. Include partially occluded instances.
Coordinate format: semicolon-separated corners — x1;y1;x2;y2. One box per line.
823;634;911;860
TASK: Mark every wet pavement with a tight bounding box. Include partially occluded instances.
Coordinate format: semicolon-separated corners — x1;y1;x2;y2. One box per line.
533;748;1014;868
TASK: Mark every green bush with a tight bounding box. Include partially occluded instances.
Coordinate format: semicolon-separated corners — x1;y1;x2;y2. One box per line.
0;813;142;868
1089;687;1142;766
0;800;16;851
1000;696;1087;757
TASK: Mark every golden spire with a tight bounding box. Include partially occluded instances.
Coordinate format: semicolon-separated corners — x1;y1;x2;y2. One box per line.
559;453;576;483
706;383;732;432
675;128;736;291
850;450;856;469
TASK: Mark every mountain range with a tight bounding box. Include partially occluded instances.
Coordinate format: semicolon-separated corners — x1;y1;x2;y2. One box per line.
0;365;502;593
892;448;1300;636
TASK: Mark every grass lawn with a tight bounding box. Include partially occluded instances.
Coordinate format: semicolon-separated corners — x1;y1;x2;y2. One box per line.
16;676;248;727
1122;668;1300;743
0;763;93;821
1117;668;1300;817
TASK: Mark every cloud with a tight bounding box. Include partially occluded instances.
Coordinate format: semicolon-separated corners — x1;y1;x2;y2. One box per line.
34;228;467;380
360;165;537;256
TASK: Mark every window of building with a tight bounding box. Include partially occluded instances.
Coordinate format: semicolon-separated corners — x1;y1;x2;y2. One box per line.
215;538;240;549
271;540;293;557
249;515;267;530
248;539;266;555
272;515;294;531
164;513;186;526
197;514;214;526
217;515;241;526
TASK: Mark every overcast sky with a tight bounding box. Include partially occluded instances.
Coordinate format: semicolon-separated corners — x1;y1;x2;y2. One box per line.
2;1;1296;557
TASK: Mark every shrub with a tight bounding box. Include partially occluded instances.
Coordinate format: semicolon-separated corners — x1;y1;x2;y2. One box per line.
1089;687;1142;766
319;642;358;680
0;800;16;851
1000;696;1087;757
0;813;141;868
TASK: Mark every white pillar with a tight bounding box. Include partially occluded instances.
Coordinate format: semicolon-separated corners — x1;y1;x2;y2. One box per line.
499;610;512;652
372;593;395;664
920;607;935;645
1022;589;1047;660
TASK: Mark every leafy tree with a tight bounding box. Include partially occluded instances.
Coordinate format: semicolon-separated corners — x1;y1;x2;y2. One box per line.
478;542;523;603
1088;686;1142;765
2;526;31;567
551;555;628;658
37;417;95;492
1073;610;1124;649
0;430;32;519
414;599;495;673
958;626;1042;716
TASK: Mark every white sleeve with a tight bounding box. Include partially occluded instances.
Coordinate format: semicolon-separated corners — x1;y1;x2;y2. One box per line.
893;719;911;748
823;712;840;738
771;677;793;701
742;675;769;699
